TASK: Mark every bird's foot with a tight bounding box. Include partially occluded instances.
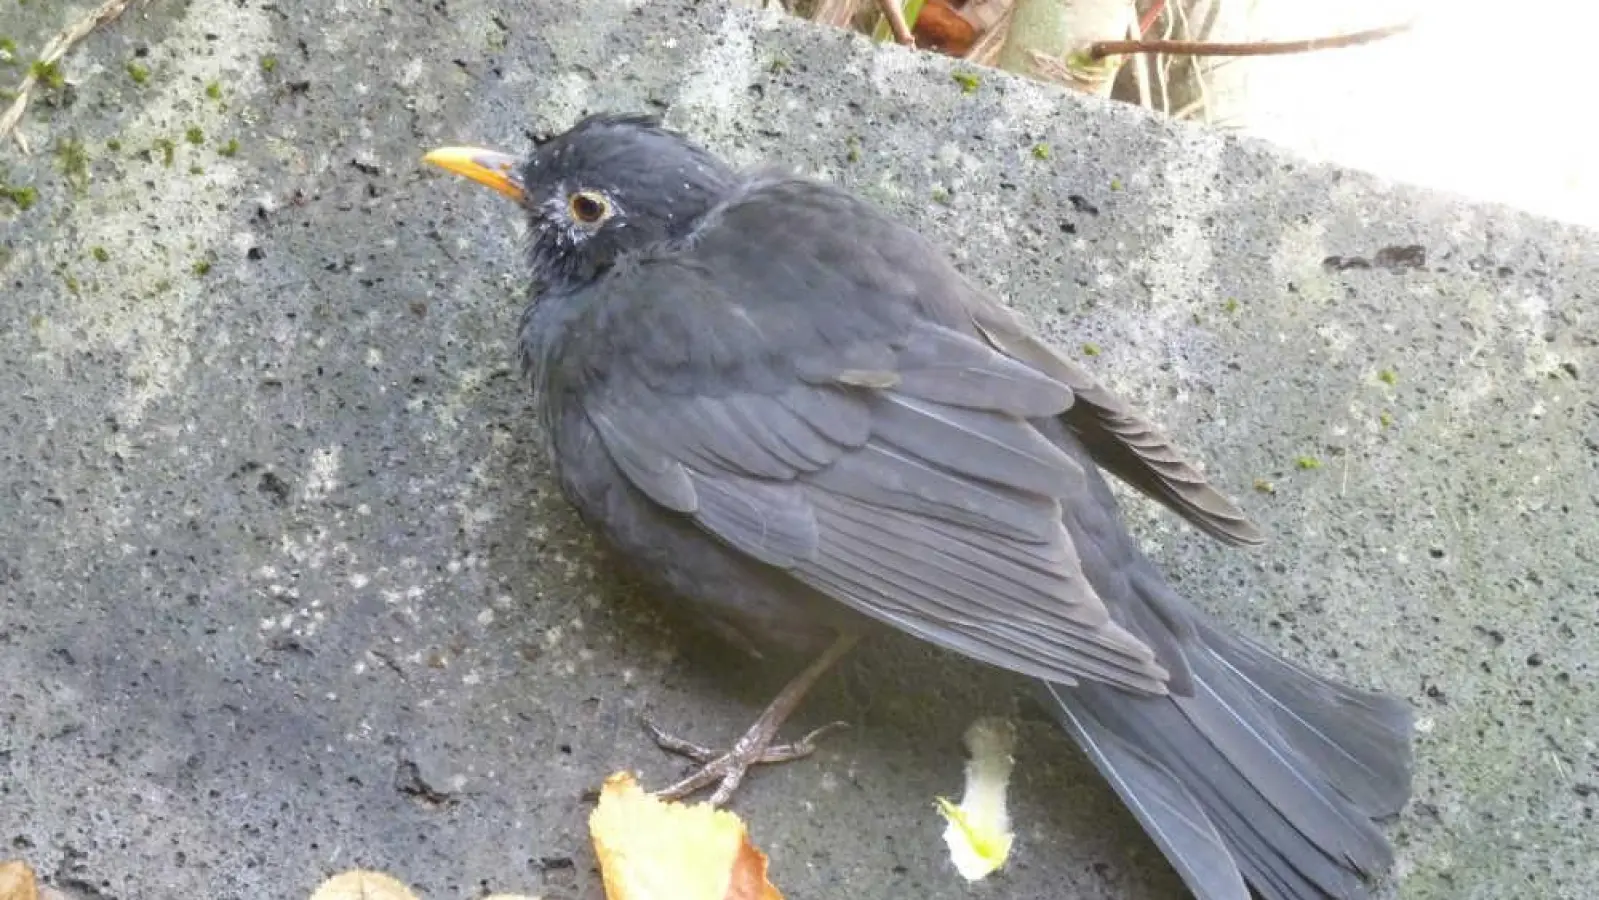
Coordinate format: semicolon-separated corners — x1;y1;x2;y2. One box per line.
642;717;849;807
635;633;861;806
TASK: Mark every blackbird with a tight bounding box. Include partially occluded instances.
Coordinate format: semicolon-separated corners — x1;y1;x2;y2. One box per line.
423;114;1415;900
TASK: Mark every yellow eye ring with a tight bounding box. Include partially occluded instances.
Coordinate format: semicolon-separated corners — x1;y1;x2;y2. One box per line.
568;190;610;225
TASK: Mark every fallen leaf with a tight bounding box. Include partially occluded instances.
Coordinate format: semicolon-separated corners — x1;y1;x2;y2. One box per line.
589;772;783;900
309;870;421;900
0;861;38;900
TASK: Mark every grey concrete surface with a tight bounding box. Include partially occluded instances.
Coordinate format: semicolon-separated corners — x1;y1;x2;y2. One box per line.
1;1;1594;898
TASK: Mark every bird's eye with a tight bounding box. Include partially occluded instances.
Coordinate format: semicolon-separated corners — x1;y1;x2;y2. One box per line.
568;190;610;225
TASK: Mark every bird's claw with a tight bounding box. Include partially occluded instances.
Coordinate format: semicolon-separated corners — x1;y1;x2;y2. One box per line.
641;718;849;806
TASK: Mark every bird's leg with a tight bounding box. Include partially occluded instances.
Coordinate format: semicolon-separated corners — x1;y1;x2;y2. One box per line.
643;632;860;806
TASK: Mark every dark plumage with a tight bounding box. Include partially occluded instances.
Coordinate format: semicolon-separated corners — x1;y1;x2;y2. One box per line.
425;113;1416;900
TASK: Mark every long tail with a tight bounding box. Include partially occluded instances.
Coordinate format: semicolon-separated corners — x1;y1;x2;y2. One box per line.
1041;572;1415;900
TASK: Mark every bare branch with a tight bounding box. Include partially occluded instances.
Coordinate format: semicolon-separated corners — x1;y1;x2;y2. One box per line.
1090;20;1411;60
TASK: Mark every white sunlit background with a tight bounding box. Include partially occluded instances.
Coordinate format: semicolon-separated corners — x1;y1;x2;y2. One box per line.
1203;0;1597;228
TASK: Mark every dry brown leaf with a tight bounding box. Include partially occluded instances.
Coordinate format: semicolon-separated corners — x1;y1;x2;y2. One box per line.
589;772;783;900
0;861;39;900
309;870;421;900
915;0;978;55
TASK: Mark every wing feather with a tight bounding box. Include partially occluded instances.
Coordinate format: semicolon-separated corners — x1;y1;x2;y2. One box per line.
561;177;1174;696
968;300;1267;547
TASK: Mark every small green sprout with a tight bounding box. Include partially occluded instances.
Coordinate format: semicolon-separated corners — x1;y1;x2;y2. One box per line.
30;59;64;89
56;138;89;192
1;184;37;210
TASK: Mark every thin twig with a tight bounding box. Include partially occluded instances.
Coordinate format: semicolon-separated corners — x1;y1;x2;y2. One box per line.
1090;21;1411;60
1172;0;1209;123
962;3;1014;66
1155;0;1176;117
875;0;917;46
1171;95;1207;120
1130;20;1154;110
1;0;147;151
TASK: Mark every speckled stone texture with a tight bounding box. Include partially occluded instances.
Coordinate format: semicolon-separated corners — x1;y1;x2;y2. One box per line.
1;2;1594;898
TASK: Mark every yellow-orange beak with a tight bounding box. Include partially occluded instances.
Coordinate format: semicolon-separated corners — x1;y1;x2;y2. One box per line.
421;146;525;204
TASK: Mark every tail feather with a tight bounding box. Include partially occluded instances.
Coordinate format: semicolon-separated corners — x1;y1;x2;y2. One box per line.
1050;685;1250;900
1196;621;1414;819
1043;613;1414;900
1181;658;1393;869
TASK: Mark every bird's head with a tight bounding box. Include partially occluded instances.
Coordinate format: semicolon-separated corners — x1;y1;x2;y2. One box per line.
423;114;736;292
